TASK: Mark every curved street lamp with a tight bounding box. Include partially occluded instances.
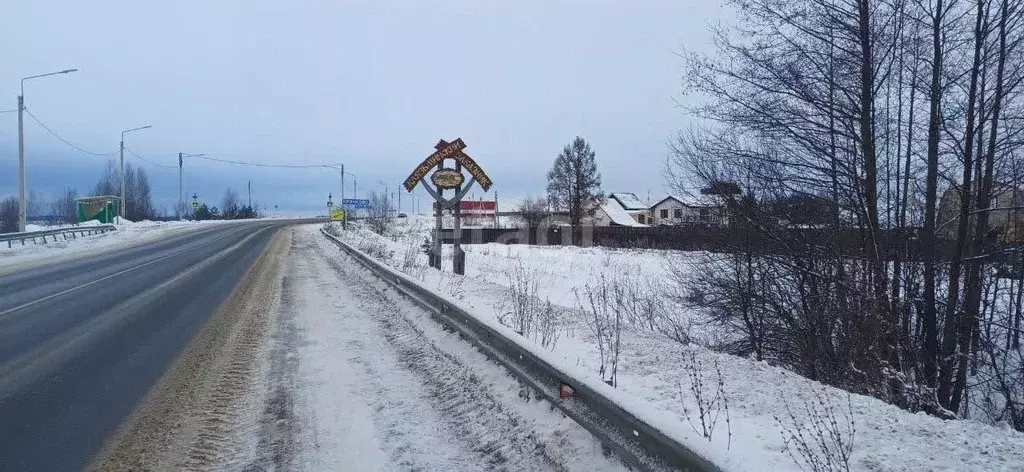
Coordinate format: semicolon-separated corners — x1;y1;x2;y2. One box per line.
17;68;78;231
119;125;152;222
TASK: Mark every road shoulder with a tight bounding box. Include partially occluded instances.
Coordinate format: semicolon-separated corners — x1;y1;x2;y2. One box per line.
86;226;289;471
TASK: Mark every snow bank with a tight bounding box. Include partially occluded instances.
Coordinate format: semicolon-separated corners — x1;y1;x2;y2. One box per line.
329;222;1024;471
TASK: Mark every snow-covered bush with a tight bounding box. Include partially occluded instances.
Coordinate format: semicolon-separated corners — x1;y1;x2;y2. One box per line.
575;274;623;387
537;299;560;350
775;383;855;472
679;350;731;449
356;237;394;262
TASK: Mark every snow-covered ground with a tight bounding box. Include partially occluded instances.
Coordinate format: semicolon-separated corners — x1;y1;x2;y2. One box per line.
285;227;627;471
328;217;1024;471
1;219;241;273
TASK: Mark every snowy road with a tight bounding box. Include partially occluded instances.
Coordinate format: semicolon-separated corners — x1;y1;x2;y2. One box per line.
0;222;282;471
90;225;625;471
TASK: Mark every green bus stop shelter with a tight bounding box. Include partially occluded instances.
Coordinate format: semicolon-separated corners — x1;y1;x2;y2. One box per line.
75;195;121;224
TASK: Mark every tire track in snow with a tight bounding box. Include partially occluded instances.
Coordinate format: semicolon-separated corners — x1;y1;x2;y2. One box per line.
243;237;302;472
178;232;289;471
315;236;569;471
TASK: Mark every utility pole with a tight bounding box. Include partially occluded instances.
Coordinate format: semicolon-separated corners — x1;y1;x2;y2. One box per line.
248;181;252;208
17;95;24;231
340;164;346;229
120;138;124;222
397;184;401;215
178;152;183;221
18;68;78;231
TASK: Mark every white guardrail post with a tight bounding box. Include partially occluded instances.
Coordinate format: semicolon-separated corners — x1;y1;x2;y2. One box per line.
0;224;117;248
319;227;723;472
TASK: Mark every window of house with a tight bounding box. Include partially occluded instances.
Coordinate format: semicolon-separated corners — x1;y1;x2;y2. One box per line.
699;208;710;219
674;209;682;218
638;214;646;223
660;209;668;219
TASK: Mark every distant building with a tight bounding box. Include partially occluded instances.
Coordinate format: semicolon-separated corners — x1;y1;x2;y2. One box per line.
609;192;652;225
649;195;726;226
433;200;497;227
938;183;1024;243
592;198;648;227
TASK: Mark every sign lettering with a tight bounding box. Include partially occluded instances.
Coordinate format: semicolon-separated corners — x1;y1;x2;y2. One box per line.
403;138;492;192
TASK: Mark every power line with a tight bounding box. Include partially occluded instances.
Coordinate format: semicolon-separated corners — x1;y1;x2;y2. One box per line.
188;153;340;169
123;146;177;170
20;107;345;172
23;107;117;156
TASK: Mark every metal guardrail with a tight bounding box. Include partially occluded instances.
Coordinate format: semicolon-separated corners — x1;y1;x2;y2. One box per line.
0;225;116;248
319;227;723;472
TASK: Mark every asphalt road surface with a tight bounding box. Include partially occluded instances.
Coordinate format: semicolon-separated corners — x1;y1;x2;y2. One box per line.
0;222;285;472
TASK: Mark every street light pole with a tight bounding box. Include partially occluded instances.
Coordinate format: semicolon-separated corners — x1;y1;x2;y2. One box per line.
17;94;24;231
119;125;152;223
179;153;183;220
17;68;78;231
178;153;204;220
340;164;346;229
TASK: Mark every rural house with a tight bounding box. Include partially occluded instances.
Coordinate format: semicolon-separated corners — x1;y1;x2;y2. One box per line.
938;183;1024;243
609;192;652;224
649;195;725;226
592;198;648;227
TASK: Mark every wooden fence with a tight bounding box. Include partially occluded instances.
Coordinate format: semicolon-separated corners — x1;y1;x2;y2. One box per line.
437;225;960;261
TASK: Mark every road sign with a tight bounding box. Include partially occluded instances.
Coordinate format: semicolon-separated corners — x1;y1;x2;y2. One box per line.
343;198;370;208
404;137;492;275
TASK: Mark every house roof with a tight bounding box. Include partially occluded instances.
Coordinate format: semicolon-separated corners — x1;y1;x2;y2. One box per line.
650;194;719;209
601;198;647;227
75;195;121;203
609;192;649;211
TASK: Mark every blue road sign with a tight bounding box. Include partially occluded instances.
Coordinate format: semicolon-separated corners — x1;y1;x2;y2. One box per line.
343;198;370;208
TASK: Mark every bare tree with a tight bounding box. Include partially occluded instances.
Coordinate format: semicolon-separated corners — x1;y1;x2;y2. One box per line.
26;189;46;222
221;188;241;219
49;187;79;225
517;195;549;228
547;136;602;244
668;0;1024;429
174;200;191;220
0;197;17;233
367;190;394;235
93;159;119;196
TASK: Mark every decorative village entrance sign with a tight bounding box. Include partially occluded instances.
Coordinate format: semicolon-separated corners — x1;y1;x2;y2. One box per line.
404;138;492;275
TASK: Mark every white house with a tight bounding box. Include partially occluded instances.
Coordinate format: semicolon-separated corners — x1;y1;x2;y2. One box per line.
592;198;648;227
609;192;651;225
649;195;725;226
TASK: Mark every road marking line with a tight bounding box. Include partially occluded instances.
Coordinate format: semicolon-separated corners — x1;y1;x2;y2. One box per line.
0;226;251;320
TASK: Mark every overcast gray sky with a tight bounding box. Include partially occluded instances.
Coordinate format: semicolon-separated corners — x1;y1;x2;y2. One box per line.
1;0;726;215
